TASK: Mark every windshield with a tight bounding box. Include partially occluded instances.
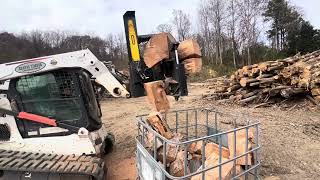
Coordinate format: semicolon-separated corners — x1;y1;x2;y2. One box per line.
15;71;85;127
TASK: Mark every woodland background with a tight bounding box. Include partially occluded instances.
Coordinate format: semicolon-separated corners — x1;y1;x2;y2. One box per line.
1;0;320;78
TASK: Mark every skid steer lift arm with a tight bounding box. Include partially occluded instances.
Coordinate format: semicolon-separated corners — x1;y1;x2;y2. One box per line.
0;49;130;98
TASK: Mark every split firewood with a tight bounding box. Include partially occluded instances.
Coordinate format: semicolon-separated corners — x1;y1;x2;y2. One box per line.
227;129;254;166
146;112;173;139
157;133;184;163
178;39;202;60
143;33;177;68
144;132;162;152
188;141;204;155
169;150;189;177
144;80;170;112
183;58;202;74
191;149;233;180
205;142;230;159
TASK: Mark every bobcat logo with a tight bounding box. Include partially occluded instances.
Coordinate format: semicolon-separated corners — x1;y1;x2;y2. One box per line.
15;61;46;73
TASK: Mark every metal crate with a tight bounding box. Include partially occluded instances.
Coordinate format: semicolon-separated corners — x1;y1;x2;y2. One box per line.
136;108;261;180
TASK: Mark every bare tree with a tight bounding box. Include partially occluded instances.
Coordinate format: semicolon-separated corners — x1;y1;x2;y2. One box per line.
198;0;227;65
172;10;191;41
237;0;265;65
42;30;69;48
198;1;214;64
157;24;173;34
209;0;226;65
228;0;238;67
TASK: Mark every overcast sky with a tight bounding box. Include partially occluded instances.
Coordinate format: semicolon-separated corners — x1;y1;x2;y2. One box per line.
0;0;319;38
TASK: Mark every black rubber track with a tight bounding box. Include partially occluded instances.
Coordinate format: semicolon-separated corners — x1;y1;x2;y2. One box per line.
0;149;105;180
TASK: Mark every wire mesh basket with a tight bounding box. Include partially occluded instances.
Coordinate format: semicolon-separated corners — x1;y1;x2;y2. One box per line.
136;108;261;180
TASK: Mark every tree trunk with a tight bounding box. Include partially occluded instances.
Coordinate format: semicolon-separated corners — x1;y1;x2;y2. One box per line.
231;0;237;68
247;46;251;65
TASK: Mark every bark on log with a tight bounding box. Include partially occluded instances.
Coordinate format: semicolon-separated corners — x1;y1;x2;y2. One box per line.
240;95;258;104
280;88;305;98
240;78;259;87
227;84;241;92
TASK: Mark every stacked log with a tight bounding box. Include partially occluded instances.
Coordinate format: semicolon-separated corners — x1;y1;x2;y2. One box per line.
207;50;320;104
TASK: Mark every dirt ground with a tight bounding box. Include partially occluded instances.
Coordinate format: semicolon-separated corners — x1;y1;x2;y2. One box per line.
102;83;320;180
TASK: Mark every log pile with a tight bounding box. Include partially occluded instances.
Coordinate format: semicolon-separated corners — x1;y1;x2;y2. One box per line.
207;50;320;105
144;112;255;179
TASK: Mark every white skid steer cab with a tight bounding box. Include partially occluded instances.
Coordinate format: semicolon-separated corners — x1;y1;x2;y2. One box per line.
0;49;129;180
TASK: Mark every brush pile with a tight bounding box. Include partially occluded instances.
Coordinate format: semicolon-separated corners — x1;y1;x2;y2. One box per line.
206;50;320;105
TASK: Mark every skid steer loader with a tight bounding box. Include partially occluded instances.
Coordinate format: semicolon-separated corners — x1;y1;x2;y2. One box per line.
0;49;130;180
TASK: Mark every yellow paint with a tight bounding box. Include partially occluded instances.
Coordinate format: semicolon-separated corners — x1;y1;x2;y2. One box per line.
128;20;140;61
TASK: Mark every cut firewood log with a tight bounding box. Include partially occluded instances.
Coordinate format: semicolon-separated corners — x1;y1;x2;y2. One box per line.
256;74;274;80
144;80;170;112
249;67;260;77
144;132;163;152
240;95;258;104
183;58;202;74
267;63;284;71
280;88;305;98
205;49;320;105
143;33;177;68
249;82;260;87
258;62;270;72
205;142;230;159
240;78;259;87
227;129;254;166
242;90;260;99
157;133;184;163
188;141;204;155
178;39;202;60
191;151;233;180
146;112;173;139
227;84;241;92
169;150;189;177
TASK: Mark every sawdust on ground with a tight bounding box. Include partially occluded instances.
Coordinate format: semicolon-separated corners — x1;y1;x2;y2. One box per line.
102;83;320;180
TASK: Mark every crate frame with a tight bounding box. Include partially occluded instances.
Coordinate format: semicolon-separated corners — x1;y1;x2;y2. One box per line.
136;108;261;180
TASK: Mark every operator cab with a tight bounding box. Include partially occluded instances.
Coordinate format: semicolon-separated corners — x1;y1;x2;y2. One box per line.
7;68;102;138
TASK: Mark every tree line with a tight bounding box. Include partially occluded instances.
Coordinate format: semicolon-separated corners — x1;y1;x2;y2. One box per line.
1;0;320;72
164;0;320;69
0;31;127;68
